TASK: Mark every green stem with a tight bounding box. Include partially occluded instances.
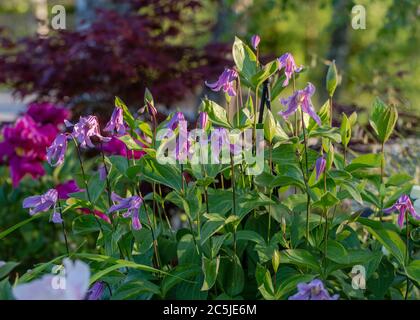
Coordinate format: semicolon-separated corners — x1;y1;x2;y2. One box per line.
405;211;410;300
380;142;385;221
73;138;104;235
230;153;237;255
58;200;69;256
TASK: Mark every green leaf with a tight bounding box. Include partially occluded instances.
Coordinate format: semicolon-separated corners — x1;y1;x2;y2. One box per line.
117;135;142;151
405;260;420;284
115;96;135;130
308;127;341;143
202;99;231;128
144;87;154;106
326;60;338;97
279;249;321;272
161;265;201;298
358;218;406;266
0;262;19;280
340;113;352;148
137;158;182;191
313;191;339;210
369;97;398;143
232;37;258;86
201;256;220;291
251;60;278;88
217;255;244;296
72;214;101;235
112;279;161;300
236;230;266;246
263;109;276;143
87;172;106;204
345;153;382;172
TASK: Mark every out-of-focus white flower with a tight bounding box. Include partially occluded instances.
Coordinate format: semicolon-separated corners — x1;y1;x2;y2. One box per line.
13;259;90;300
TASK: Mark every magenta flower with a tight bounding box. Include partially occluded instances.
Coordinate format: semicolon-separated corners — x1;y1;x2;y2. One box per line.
166;112;186;131
384;194;420;228
26;102;70;129
108;193;143;230
101;137;145;160
56;180;80;200
46;133;68;167
68;115;111;149
315;156;326;181
104;107;126;136
289;279;339;300
205;68;238;97
198;111;209;130
251;34;261;50
279;82;321;126
87;281;105;300
277;53;303;87
9;156;45;187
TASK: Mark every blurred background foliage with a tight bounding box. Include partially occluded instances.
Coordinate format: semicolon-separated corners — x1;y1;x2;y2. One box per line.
0;0;419;117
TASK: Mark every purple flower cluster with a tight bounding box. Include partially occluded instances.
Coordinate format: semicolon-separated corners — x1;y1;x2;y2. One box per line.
289;279;339;300
0;103;69;186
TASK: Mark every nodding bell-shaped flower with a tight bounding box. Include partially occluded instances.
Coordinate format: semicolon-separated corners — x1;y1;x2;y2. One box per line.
289;279;339;300
279;82;321;126
251;34;260;50
46;133;68;167
198;112;209;130
22;189;63;224
104;107;126;136
108;193;143;230
205;68;238;97
68;115;111;149
315;156;326;181
383;194;420;228
277;53;303;87
166;112;186;131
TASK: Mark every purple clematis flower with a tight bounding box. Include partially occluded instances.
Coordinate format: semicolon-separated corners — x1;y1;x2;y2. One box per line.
68;116;111;149
384;194;420;228
198;111;209;130
289;279;339;300
23;189;63;224
104;107;126;136
46;133;68;167
251;34;260;50
205;68;238;97
87;281;105;300
108;193;143;230
23;189;58;216
98;164;107;181
315;156;326;181
279;82;321;126
277;53;303;87
166;112;186;131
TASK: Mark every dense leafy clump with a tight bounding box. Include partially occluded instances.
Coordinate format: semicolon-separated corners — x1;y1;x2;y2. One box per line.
0;36;419;301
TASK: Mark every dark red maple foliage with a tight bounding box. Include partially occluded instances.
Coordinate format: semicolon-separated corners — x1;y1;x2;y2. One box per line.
0;0;230;113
